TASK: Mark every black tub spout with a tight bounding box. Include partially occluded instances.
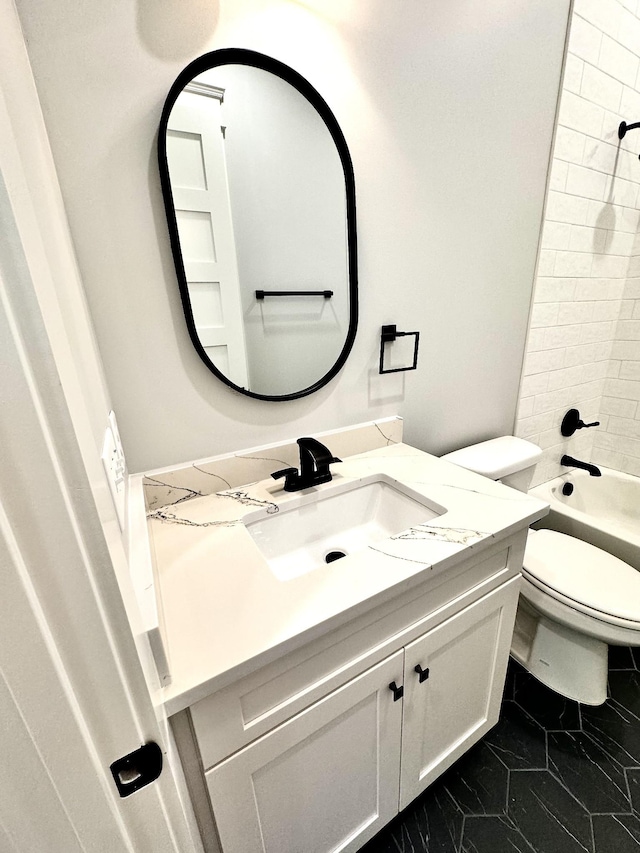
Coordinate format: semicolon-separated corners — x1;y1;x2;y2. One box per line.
560;454;601;476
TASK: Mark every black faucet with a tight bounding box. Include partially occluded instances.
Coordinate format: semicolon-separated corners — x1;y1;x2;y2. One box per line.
560;454;601;477
271;437;342;492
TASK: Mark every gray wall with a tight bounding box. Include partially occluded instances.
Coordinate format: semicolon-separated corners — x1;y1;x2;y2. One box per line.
15;0;570;473
209;65;349;396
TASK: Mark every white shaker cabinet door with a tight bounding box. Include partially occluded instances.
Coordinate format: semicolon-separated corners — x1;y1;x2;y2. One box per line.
205;650;404;853
399;576;520;810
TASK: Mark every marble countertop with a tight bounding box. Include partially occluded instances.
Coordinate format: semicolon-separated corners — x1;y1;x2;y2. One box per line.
150;443;548;714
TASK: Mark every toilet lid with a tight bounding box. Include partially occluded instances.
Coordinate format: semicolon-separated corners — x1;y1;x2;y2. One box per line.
524;529;640;626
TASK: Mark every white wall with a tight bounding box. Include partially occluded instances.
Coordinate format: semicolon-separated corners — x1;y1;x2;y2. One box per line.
14;0;570;473
516;0;640;486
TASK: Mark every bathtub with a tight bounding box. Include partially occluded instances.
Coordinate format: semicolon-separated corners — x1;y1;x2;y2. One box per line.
529;467;640;572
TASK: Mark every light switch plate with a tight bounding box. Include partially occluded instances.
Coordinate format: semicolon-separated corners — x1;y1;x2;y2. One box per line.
101;410;127;530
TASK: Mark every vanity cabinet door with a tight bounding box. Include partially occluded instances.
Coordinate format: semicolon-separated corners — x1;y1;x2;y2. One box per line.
399;577;520;810
205;651;404;853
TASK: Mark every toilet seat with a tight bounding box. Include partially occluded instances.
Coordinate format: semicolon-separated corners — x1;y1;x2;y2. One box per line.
524;529;640;630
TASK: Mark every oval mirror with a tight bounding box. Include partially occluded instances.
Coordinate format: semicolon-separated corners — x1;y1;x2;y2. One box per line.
158;49;358;401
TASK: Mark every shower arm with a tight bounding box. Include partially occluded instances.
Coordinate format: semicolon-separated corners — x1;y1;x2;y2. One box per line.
618;120;640;139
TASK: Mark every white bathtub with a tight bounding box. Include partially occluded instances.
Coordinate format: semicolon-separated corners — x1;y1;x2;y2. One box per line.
530;467;640;572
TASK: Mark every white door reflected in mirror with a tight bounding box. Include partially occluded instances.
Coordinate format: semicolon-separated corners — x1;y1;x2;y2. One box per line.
167;87;249;388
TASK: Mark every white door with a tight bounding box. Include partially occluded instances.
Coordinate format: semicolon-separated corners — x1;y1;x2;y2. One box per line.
0;11;202;847
399;577;520;810
0;509;184;853
0;196;201;853
206;652;404;853
167;87;249;388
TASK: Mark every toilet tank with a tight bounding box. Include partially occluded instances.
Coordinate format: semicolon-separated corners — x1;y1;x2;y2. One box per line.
441;436;542;493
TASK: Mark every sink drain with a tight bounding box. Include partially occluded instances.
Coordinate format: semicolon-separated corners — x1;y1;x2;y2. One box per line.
324;549;347;564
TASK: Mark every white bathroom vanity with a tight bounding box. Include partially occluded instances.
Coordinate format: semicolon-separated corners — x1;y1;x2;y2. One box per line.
137;430;548;853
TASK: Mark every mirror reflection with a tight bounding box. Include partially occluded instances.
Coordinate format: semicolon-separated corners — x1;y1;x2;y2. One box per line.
159;51;357;400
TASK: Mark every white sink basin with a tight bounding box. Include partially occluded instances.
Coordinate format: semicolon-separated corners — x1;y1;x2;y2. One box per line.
244;474;446;581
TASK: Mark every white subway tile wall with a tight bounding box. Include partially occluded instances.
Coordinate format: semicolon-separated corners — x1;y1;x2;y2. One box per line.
517;0;640;486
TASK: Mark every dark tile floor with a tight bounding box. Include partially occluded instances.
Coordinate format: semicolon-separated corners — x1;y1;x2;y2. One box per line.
361;647;640;853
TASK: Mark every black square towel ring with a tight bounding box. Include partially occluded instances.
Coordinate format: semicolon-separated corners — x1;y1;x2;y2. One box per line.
379;325;420;374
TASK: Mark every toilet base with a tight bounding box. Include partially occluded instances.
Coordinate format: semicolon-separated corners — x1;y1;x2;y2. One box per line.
511;600;608;705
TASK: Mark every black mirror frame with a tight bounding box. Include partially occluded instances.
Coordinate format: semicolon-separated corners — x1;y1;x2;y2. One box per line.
158;48;358;402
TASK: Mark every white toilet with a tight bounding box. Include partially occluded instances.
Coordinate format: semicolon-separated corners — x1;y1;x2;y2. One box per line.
442;436;640;705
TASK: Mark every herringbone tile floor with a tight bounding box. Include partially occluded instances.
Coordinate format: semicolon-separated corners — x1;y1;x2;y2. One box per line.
361;648;640;853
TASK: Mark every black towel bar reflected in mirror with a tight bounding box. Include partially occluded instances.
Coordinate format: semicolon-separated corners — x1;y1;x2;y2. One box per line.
255;290;333;300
